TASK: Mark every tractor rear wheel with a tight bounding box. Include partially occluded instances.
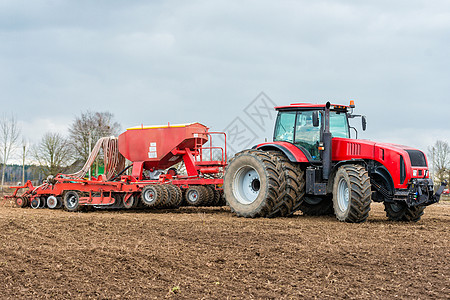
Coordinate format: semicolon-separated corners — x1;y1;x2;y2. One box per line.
384;201;425;222
267;151;305;217
223;150;283;218
332;164;371;223
298;196;334;216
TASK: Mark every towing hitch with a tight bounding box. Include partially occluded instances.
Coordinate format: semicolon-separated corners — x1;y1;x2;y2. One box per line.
400;179;448;207
431;180;448;204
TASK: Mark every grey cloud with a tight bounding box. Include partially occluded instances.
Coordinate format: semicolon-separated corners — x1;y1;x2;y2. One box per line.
0;0;449;153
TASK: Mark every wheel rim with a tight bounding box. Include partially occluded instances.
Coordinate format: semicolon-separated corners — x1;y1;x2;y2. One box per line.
337;178;349;212
67;194;78;209
47;196;58;209
31;198;40;209
143;189;156;203
233;165;260;205
188;190;199;202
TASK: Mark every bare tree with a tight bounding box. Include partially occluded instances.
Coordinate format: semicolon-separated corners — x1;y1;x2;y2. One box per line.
32;132;74;176
0;114;21;191
428;140;450;184
68;111;121;162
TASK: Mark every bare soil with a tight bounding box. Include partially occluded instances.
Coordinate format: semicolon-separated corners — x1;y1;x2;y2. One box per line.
0;199;449;299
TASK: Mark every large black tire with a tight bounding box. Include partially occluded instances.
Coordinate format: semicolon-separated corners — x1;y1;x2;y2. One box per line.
205;185;222;206
218;190;226;206
332;164;371;223
298;196;334;216
203;185;215;206
223;149;284;218
39;197;46;208
165;185;183;208
267;151;305;217
141;185;167;208
208;186;222;206
185;186;209;206
64;191;81;212
172;185;183;208
384;201;425;222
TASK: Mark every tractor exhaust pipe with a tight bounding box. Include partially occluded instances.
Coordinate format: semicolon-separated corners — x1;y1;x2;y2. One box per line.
323;102;332;180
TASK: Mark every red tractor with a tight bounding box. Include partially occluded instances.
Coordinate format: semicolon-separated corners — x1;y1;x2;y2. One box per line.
224;101;447;222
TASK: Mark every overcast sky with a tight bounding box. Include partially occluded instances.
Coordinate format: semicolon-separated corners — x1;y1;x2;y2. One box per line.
1;0;449;156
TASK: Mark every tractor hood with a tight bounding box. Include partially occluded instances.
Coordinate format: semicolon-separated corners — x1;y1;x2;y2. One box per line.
372;141;422;152
332;138;427;163
332;137;429;188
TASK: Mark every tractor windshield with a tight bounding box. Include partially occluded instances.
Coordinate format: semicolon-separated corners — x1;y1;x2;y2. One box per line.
330;111;350;138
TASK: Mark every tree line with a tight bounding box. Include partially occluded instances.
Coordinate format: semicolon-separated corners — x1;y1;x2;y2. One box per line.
0;111;120;189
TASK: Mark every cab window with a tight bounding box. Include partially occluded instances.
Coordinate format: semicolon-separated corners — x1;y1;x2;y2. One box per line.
274;111;296;143
294;111;321;160
330;111;349;138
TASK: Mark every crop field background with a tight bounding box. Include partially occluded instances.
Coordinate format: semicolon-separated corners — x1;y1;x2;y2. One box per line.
0;194;449;299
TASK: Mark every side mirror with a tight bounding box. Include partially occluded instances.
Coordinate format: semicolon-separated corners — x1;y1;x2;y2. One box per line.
312;111;320;127
362;116;367;131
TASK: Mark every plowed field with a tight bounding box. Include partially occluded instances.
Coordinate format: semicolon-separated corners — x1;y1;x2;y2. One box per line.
0;200;449;299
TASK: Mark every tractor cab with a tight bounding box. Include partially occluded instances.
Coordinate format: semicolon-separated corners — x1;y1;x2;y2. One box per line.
273;103;354;161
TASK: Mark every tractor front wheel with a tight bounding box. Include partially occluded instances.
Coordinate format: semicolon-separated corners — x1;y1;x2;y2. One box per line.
332;164;371;223
384;201;425;222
